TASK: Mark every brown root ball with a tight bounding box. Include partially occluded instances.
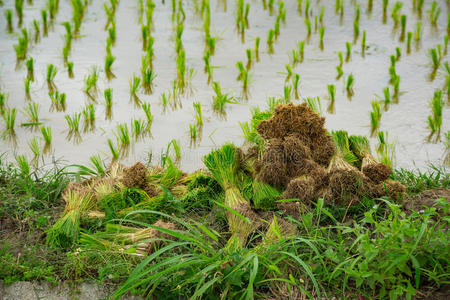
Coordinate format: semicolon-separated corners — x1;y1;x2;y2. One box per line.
262;138;285;164
283;134;311;163
309;134;336;167
121;162;148;188
282;177;315;204
329;169;369;202
309;166;329;189
142;183;160;198
258;162;289;189
287;158;321;178
316;187;333;205
362;162;392;184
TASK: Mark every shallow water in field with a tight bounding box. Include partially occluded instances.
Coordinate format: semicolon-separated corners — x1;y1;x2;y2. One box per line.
0;0;448;172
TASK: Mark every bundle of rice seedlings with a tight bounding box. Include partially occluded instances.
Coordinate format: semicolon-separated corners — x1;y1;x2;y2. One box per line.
203;144;258;251
82;220;177;255
349;135;392;184
328;131;373;204
257;161;289;189
282;175;315;204
46;190;95;248
120;162;148;189
263;216;298;244
252;179;281;210
375;179;406;202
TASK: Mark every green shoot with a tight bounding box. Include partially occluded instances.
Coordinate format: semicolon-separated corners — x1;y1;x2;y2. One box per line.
370;100;382;136
105;53;116;77
141;102;153;129
107;138;120;160
65;113;81;133
428;89;444;138
5;9;13;33
46;64;57;86
400;15;406;41
130;74;141;97
2;108;17;133
346;74;354;97
328;84;336;101
41;125;52;146
84;66;99;95
24;77;31;99
23;102;40;125
193;101;203;127
406;32;412;53
255;37;260;62
336;65;343;79
292;73;300;99
345;42;351;61
67;61;74;78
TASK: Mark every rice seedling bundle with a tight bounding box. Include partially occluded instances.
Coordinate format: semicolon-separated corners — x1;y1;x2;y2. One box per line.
349;135;392;183
46;190;96;248
203;144;257;251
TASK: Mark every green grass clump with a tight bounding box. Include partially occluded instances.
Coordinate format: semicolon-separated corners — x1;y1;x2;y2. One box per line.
40;125;52;146
141;68;156;94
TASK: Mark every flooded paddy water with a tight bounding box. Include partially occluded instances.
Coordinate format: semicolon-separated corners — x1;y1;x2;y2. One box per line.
0;0;448;172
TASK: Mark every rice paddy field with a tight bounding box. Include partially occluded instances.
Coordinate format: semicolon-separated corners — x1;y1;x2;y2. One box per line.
0;0;449;299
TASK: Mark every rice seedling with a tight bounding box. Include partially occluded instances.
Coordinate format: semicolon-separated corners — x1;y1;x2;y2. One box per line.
24;77;31;99
336;65;343;79
382;87;391;109
67;61;74;78
395;47;401;61
303;96;322;115
429;47;440;73
82;104;95;131
141;102;153;129
104;2;115;29
406;32;412;53
361;30;366;56
328;84;336;102
327;84;336;114
368;0;373;13
427;89;444;138
353;21;359;42
375;131;395;167
40;125;51;146
106;36;112;56
1;108;17;134
274;16;281;39
15;0;23;27
22;102;40;125
393;76;400;101
32;19;40;41
166;138;181;162
41;10;48;35
48;91;66;112
416;0;424;17
5;9;13;33
292;73;300;99
304;0;310;18
212;81;237;113
65;113;81;134
246;48;252;69
131;119;148;139
283;85;291;101
13;35;27;61
107;138;120;160
414;21;421;42
254;37;260;62
400;15;407;41
47;0;58;21
46;64;57;87
298;41;305;63
319;27;325;50
345;42;351;61
370;100;382;136
391;2;403;26
305;18;311;37
116;123;131;149
193;101;203;127
28;137;40;161
129;74;141;98
108;24;116;45
290;49;300;66
346;74;354;97
104;53;116;78
84;67;99;96
429;1;441;26
267;29;274;54
189;123;198;142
